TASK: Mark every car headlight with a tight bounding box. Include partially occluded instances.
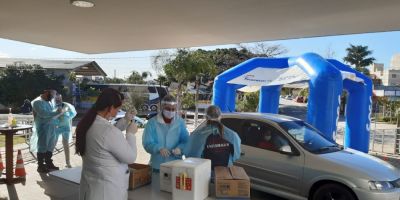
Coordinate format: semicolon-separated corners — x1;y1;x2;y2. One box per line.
369;181;395;191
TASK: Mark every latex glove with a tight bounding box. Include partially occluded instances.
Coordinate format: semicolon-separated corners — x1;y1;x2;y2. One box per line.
172;148;181;156
126;122;138;134
160;148;171;158
57;107;63;113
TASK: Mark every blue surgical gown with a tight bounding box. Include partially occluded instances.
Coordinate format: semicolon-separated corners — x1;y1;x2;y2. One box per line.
142;114;189;170
55;102;77;142
30;96;59;153
184;124;241;167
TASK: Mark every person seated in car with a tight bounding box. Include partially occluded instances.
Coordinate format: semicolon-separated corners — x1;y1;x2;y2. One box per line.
257;130;277;150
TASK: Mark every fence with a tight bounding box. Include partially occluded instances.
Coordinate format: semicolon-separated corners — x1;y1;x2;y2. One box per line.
335;128;400;155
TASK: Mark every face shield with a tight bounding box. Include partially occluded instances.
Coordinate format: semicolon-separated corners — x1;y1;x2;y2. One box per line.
161;100;177;119
55;95;63;107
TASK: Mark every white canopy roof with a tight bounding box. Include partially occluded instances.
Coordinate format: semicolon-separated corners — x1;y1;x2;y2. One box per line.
1;0;400;53
230;65;364;92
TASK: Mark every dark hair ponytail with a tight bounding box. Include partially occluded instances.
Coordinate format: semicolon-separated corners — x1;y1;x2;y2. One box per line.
207;120;224;138
75;88;123;156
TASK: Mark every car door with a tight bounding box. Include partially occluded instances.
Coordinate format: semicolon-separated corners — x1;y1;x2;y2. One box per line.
222;118;304;195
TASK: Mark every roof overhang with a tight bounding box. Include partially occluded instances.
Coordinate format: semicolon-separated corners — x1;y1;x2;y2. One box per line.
0;58;107;76
1;0;400;53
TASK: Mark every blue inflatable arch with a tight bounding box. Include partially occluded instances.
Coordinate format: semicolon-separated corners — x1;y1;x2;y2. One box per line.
212;53;372;152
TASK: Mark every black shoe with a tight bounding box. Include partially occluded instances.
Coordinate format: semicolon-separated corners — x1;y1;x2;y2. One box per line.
45;151;59;171
46;163;60;171
37;165;50;173
37;152;50;173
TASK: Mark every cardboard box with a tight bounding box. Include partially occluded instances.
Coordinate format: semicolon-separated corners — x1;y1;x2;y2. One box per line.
160;159;182;192
128;163;152;190
215;166;250;199
172;158;211;200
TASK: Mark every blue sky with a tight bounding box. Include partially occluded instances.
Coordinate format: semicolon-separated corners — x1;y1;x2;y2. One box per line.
0;31;399;79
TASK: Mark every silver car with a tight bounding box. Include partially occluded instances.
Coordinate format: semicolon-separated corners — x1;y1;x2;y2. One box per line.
210;112;400;200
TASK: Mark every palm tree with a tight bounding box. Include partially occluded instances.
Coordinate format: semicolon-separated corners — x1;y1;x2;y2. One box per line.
343;44;375;75
141;71;152;80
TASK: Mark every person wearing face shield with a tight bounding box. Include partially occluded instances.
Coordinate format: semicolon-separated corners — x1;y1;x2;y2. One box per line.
184;105;241;169
53;94;77;168
30;89;63;173
142;94;189;171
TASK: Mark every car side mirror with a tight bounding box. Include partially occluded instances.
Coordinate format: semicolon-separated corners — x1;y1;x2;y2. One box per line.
279;145;293;155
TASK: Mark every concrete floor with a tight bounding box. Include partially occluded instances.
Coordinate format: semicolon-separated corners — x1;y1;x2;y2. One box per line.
0;111;399;200
0;128;151;200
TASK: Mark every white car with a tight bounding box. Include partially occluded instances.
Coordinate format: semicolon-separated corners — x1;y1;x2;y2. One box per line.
111;110;147;128
194;112;400;200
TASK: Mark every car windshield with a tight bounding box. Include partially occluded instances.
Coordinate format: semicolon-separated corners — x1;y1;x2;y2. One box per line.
279;121;341;154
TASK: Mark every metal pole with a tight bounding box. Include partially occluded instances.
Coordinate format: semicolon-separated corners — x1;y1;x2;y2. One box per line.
381;130;385;153
396;111;400;154
372;129;376;151
194;76;200;128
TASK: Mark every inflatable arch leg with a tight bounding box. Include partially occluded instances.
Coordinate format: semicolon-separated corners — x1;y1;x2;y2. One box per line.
259;85;281;114
343;80;371;153
290;53;343;142
212;81;242;112
328;59;373;153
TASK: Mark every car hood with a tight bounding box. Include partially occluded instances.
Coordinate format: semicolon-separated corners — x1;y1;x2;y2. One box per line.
318;148;400;181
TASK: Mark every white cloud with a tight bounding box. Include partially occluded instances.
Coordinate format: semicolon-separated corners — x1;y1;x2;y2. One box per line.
0;52;10;58
30;45;45;51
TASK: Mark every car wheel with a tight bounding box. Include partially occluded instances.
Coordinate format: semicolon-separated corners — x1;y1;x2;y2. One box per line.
312;183;356;200
150;104;158;111
141;104;149;111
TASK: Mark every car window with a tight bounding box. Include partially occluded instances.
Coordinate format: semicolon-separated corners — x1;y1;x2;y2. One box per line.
242;120;290;153
279;121;340;154
221;118;243;134
148;86;156;93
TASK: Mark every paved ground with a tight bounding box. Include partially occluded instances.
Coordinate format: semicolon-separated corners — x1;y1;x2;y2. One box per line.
0;102;399;200
0;125;281;200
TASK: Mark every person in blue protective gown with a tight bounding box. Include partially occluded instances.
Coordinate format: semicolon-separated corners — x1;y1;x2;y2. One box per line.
184;105;241;169
142;94;189;171
54;93;77;168
30;89;63;173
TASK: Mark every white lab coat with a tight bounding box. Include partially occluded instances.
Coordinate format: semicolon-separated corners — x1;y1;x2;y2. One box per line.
79;115;137;200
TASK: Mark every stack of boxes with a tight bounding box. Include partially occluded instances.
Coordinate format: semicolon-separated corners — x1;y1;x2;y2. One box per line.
160;158;251;199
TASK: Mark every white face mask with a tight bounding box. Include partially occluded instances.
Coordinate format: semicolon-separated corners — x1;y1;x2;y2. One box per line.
163;110;175;119
264;135;271;141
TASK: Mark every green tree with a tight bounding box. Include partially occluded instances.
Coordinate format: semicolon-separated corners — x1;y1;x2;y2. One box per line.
127;70;146;84
141;71;152;80
163;49;217;111
105;77;126;83
0;64;64;109
343;44;375;75
237;91;259;112
154;75;169;87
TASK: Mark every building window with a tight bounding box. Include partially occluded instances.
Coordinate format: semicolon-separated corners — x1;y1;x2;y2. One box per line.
392;74;397;78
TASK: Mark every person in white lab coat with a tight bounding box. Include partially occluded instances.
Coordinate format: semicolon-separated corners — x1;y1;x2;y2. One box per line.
75;88;138;200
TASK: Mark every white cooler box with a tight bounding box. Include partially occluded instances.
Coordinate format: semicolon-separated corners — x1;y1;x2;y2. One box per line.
160;159;182;192
172;158;211;200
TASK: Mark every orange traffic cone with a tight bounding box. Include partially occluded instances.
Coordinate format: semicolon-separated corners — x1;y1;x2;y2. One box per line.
0;152;4;176
15;150;26;177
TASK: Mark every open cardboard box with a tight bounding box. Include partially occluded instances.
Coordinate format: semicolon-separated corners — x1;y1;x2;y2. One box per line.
128;163;152;190
214;166;250;199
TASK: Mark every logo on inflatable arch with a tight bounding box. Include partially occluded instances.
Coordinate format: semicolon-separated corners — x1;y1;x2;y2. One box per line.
244;74;268;83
